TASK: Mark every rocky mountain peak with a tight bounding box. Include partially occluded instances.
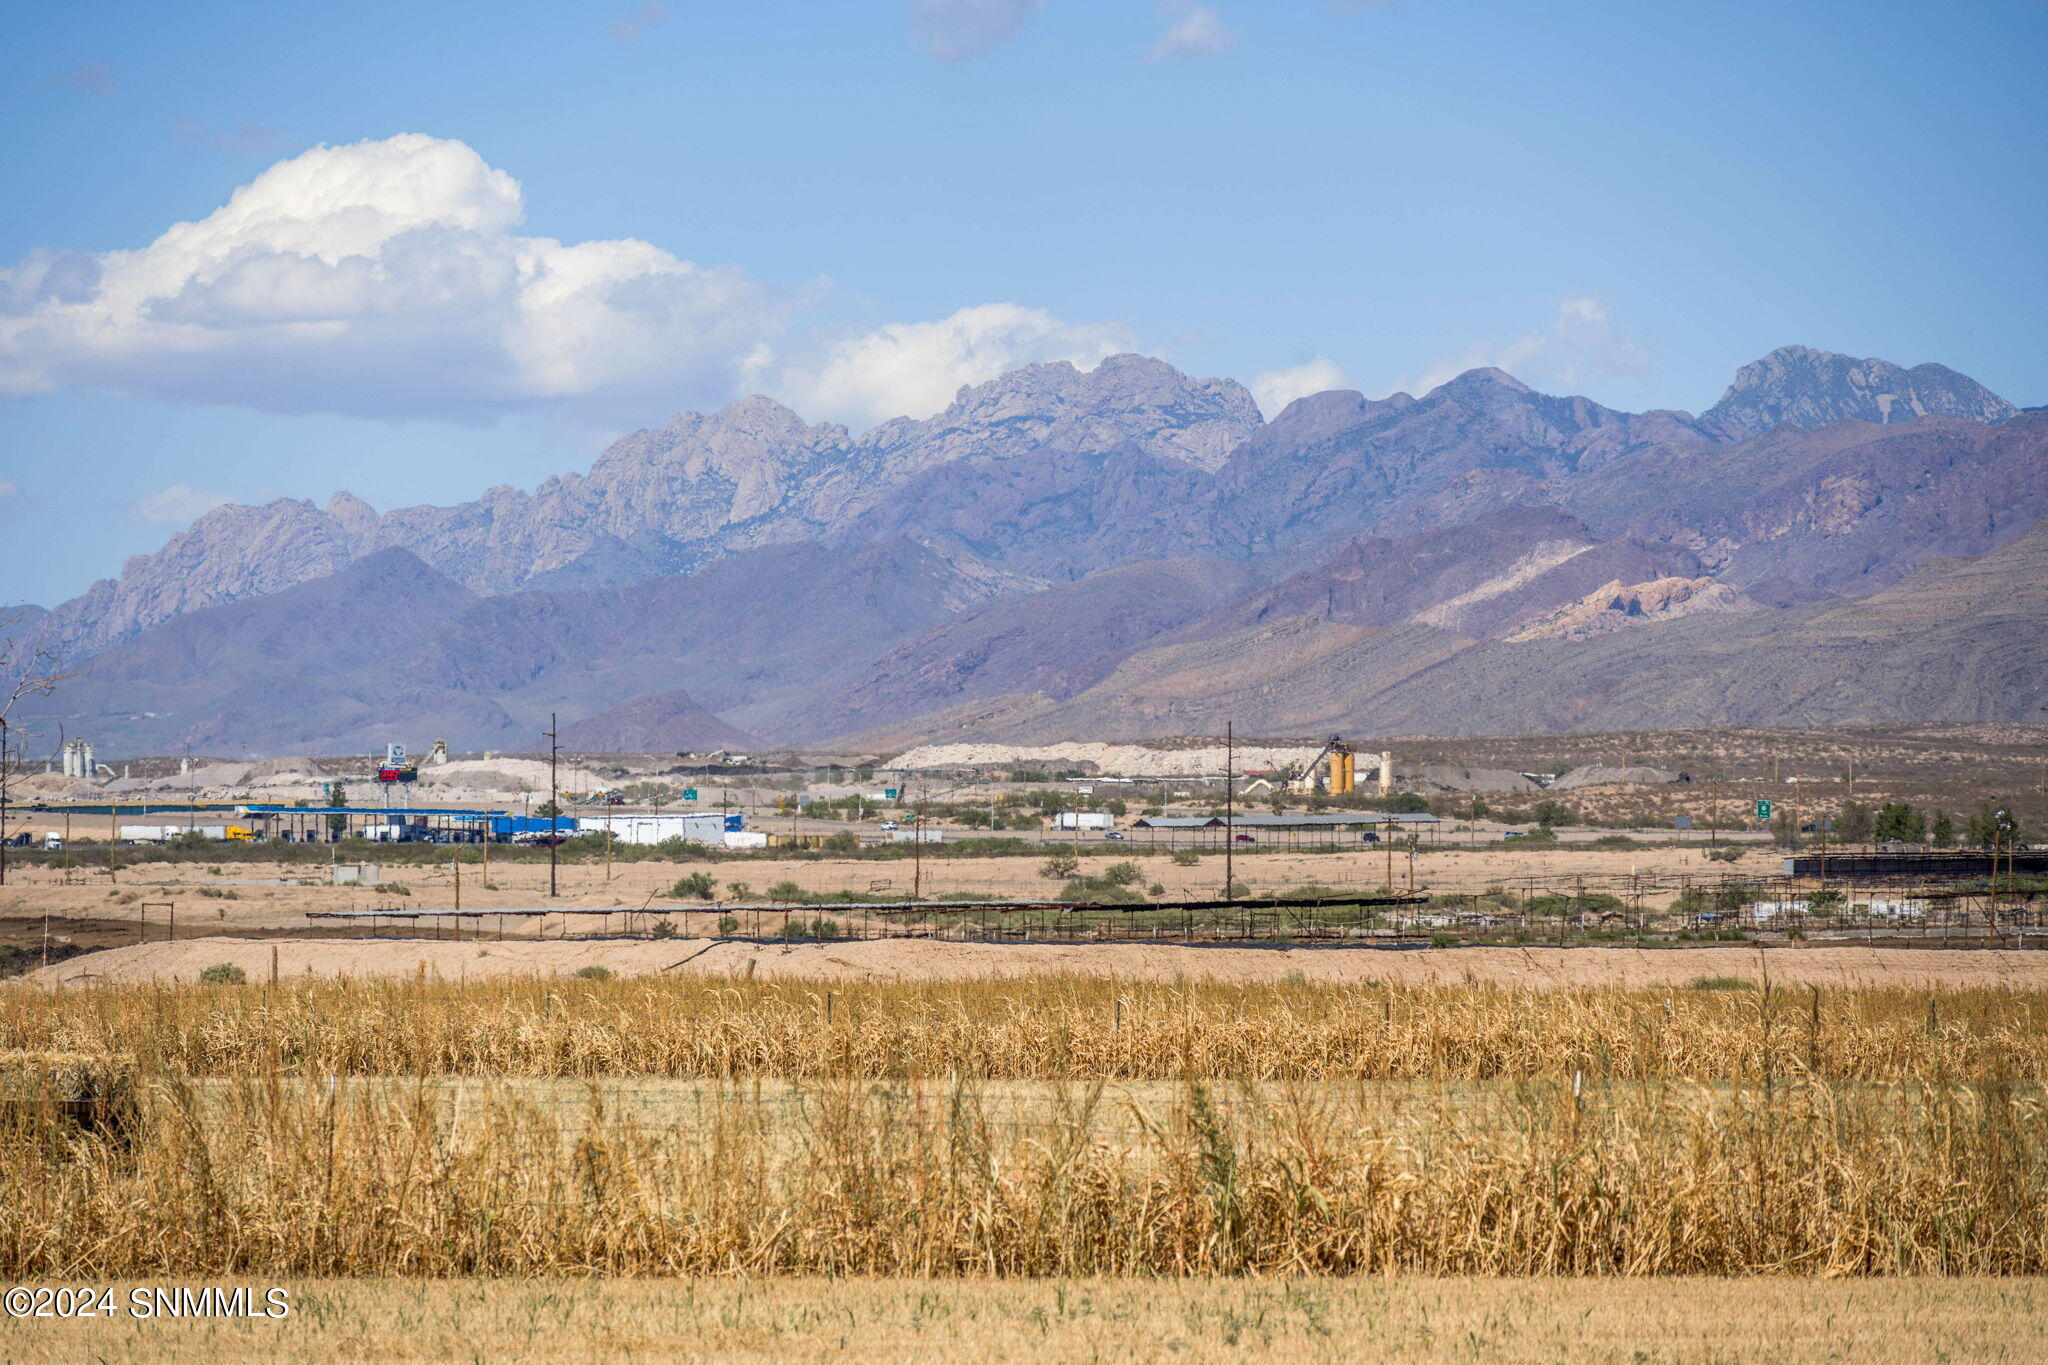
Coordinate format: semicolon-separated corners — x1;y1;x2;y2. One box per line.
325;490;379;535
1430;366;1536;399
862;352;1262;474
1701;344;2016;439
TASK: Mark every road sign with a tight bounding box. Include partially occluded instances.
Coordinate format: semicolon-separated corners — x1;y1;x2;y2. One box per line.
884;788;899;800
683;788;698;801
1755;799;1772;820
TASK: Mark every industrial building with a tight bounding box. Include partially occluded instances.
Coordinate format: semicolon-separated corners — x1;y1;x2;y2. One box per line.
575;812;739;845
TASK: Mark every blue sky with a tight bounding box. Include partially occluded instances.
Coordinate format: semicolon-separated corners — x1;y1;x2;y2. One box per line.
3;0;2044;604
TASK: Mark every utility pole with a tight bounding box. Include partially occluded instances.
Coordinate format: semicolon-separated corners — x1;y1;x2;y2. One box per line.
545;713;559;900
0;717;10;887
1223;722;1235;901
1709;779;1719;847
912;813;923;901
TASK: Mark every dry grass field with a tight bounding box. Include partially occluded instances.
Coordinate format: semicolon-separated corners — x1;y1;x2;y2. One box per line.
3;1276;2043;1362
5;976;2047;1282
8;953;2047;1359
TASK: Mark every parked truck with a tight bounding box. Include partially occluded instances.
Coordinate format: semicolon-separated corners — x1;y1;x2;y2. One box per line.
1053;812;1114;831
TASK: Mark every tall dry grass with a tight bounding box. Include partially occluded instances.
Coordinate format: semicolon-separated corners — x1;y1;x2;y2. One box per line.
3;975;2044;1082
2;1067;2043;1277
4;975;2044;1280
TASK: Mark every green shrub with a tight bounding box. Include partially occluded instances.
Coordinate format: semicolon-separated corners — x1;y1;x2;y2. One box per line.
650;918;679;940
574;965;612;981
198;962;247;985
716;915;740;935
1039;853;1080;880
1703;846;1743;863
1099;861;1142;887
1170;848;1201;867
1689;975;1753;991
667;872;716;900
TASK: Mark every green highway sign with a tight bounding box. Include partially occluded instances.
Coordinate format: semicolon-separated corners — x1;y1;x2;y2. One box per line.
683;788;698;801
1755;799;1772;820
884;788;899;800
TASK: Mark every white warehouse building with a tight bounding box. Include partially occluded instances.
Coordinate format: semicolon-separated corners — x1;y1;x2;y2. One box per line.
577;813;733;846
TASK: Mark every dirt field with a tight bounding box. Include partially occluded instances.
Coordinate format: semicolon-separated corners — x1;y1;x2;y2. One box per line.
0;841;1784;940
22;934;2048;988
2;1276;2039;1363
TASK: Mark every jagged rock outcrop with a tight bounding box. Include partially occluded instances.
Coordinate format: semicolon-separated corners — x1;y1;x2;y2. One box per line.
1700;344;2017;439
1506;576;1758;642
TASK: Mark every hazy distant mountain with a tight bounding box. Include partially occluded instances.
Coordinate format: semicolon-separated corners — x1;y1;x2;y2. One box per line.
844;515;2048;745
1699;344;2018;440
41;355;1256;655
24;538;1032;754
24;342;2043;754
555;688;758;753
795;557;1269;741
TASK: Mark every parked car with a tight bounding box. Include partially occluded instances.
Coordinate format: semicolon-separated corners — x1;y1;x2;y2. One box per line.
1233;833;1257;843
1502;830;1528;840
881;821;899;832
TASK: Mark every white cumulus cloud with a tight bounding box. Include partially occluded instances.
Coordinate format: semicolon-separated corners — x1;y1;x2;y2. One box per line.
1251;357;1348;418
128;484;235;525
1399;297;1651;398
1149;3;1235;60
0;134;787;422
910;0;1042;62
778;303;1136;426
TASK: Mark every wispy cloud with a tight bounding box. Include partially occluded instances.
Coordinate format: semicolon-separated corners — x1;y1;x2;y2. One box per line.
779;303;1135;426
0;480;19;514
910;0;1042;63
607;1;668;44
172;117;289;158
1251;358;1348;418
128;484;234;526
1149;3;1235;60
1398;298;1651;398
53;60;116;97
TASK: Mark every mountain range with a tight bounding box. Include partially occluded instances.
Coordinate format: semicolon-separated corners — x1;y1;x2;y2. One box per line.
13;344;2046;756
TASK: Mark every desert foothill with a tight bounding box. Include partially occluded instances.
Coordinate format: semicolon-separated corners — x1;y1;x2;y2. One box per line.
4;4;2047;1360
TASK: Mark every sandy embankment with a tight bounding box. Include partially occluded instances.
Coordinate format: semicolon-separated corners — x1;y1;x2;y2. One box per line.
19;936;2048;989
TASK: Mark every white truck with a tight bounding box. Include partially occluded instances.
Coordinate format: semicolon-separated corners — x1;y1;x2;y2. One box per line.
1054;812;1114;831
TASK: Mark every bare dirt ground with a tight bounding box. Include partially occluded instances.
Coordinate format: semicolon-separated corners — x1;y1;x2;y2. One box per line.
0;840;1784;939
23;935;2048;989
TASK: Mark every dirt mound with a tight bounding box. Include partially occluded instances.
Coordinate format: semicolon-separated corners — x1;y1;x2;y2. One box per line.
893;740;1323;777
1552;764;1683;789
21;937;2048;991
